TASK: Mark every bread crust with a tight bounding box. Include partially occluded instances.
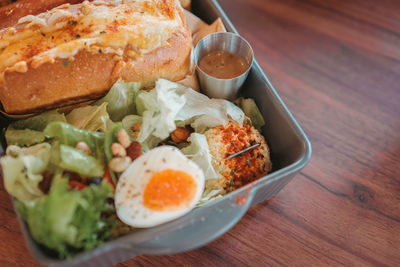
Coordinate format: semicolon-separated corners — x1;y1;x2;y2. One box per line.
0;0;192;114
0;0;83;29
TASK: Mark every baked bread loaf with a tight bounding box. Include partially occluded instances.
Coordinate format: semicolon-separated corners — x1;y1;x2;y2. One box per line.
0;0;84;29
0;0;192;114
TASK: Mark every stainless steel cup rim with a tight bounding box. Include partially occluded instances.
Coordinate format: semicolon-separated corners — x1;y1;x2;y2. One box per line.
193;32;254;81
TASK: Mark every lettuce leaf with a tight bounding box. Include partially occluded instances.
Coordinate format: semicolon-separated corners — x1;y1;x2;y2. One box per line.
175;89;245;133
5;127;46;146
66;102;111;132
96;81;142;121
11;110;66;131
16;177;116;259
122;115;142;136
197;179;225;206
55;145;104;177
136;79;244;149
237;97;265;129
0;143;51;202
44;122;105;160
181;133;220;180
136;80;185;147
103;123;125;183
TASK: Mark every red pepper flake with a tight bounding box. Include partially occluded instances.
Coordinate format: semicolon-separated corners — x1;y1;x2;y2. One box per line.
103;167;116;190
68;180;85;191
106;24;119;32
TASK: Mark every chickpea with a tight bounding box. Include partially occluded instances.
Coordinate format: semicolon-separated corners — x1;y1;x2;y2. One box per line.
108;156;132;173
117;129;131;148
76;141;91;155
111;142;126;157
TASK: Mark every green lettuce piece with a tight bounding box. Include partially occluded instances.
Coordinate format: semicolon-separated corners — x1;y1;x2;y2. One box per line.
121;115;142;136
104;123;124;162
66;102;112;132
174;85;245;133
136;79;185;148
197;179;225;207
103;123;125;183
0;143;51;202
56;145;104;177
96;81;142;121
136;79;245;149
44;122;105;160
11;110;66;131
181;133;220;180
5;127;46;146
16;177;116;259
238;97;265;129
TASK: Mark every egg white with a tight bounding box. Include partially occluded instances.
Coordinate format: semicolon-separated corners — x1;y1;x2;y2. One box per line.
115;146;205;228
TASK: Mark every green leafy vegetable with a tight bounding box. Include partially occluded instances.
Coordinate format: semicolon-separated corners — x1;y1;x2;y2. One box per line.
5;127;46;146
96;81;142;121
174;85;245;132
121;115;142;137
237;97;265;129
11;110;66;131
196;179;224;207
66;102;111;132
136;79;185;148
136;79;245;149
0;143;51;202
16;177;116;258
181;133;220;179
56;145;104;177
104;123;124;161
44;122;105;160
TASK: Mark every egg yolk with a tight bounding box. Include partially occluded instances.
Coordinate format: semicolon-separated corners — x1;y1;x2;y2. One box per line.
143;169;197;211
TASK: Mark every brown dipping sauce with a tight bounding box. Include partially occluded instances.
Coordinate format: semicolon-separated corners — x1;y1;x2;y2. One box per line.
198;50;248;79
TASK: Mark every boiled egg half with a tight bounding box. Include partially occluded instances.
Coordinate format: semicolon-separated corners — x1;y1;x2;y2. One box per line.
115;146;205;228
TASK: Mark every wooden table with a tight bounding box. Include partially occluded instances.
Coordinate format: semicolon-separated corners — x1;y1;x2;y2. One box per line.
1;0;399;266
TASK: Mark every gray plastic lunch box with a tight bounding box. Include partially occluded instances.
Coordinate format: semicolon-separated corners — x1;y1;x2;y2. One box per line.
0;0;312;266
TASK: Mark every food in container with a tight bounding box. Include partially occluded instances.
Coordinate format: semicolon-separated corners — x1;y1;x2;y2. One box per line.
0;0;311;266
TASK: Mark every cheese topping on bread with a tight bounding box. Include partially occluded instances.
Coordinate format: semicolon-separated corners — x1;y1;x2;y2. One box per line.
0;0;184;75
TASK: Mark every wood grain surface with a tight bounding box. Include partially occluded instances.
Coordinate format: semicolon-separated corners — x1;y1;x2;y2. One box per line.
0;0;399;266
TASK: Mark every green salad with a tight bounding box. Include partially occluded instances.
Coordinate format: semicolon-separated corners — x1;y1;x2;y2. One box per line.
1;79;265;258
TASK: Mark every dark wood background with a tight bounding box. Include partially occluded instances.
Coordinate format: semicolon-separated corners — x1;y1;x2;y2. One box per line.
1;0;399;266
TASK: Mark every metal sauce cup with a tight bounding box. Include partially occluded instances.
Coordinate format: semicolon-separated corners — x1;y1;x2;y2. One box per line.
193;32;254;100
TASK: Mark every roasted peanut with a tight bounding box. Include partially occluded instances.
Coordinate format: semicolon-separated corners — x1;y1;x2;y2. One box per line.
131;122;142;132
170;127;191;143
76;141;91;155
131;132;139;140
108;156;132;173
130;122;142;140
111;142;126;157
117;129;131;148
126;141;142;161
